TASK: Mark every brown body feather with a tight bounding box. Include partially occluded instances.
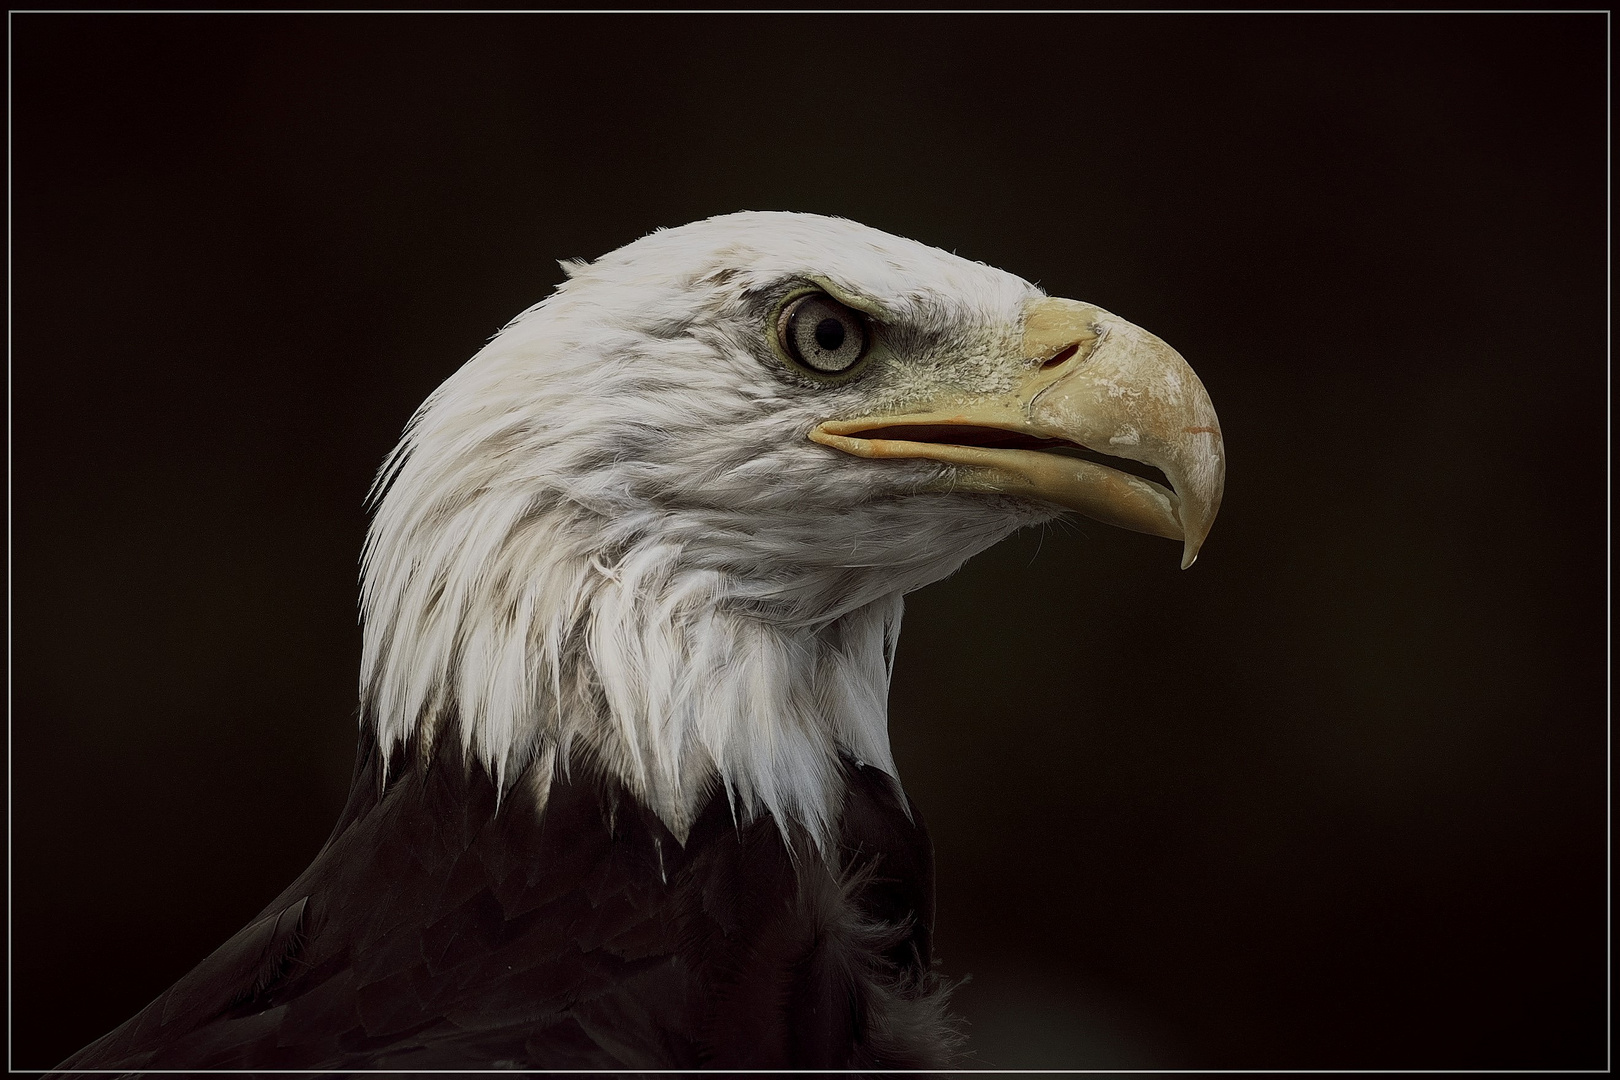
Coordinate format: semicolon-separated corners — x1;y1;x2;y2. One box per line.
57;723;958;1072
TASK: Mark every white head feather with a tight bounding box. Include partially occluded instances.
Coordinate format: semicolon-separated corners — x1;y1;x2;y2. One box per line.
359;212;1055;847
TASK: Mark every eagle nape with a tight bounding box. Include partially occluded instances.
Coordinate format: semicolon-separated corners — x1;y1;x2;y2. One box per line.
55;212;1224;1072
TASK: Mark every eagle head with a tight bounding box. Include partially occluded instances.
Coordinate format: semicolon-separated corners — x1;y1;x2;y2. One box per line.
359;212;1224;845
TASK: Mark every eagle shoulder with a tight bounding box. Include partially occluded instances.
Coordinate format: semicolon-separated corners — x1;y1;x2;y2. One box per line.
57;727;957;1071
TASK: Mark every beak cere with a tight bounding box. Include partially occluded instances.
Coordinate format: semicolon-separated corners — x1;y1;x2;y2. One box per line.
810;297;1226;568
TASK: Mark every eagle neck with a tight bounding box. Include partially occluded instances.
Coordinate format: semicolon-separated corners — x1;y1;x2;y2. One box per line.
361;501;905;849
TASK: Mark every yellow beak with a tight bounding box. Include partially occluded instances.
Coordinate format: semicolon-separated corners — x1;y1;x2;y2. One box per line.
810;297;1226;568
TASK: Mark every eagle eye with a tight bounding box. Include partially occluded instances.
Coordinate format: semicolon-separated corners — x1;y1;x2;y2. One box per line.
778;292;870;375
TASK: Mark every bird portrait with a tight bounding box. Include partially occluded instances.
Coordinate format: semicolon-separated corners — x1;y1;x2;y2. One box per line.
54;212;1224;1070
15;13;1603;1073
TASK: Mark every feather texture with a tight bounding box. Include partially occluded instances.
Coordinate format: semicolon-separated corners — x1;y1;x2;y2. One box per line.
59;725;960;1071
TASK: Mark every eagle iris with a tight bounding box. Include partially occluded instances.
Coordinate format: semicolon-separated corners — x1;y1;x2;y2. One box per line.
780;292;869;374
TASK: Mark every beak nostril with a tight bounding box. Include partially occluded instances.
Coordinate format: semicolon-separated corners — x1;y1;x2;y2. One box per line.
1042;343;1080;370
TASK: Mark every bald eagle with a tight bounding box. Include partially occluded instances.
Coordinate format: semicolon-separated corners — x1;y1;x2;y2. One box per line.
57;213;1223;1071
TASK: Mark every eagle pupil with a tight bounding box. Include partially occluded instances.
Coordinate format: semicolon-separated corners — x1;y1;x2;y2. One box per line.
814;317;845;351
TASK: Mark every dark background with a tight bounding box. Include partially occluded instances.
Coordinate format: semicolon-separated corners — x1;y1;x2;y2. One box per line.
10;12;1607;1071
